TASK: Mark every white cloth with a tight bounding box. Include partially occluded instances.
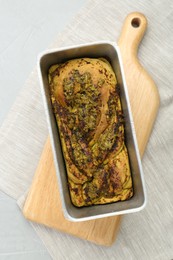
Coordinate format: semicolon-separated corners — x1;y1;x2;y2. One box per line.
0;0;173;259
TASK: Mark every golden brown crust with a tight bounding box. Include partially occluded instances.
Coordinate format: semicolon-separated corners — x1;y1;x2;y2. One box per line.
48;58;133;207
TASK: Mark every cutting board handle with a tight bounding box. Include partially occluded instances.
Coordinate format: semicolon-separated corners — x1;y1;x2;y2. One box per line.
118;12;147;57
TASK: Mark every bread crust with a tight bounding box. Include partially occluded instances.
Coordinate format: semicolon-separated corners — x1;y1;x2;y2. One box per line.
48;58;133;207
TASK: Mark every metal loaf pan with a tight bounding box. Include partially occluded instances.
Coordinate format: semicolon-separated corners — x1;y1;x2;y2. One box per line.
38;42;146;222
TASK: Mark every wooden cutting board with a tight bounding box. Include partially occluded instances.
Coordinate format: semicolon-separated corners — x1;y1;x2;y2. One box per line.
23;12;160;246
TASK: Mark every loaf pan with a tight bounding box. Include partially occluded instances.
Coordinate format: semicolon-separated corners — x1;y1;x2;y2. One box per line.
38;41;146;222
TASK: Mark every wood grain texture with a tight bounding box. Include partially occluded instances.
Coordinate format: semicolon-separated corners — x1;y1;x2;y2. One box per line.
118;12;160;155
23;12;160;246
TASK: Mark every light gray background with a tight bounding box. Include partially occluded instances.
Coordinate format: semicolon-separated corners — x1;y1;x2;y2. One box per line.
0;0;86;259
0;0;173;259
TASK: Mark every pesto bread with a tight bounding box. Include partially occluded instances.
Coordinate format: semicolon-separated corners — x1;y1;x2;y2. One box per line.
48;58;133;207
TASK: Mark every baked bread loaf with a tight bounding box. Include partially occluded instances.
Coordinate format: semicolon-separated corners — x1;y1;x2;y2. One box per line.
48;58;133;207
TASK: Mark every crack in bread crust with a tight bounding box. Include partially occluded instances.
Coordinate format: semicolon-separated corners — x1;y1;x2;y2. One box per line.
48;58;133;207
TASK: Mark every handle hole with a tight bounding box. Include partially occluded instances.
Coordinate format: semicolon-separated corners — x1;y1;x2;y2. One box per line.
131;18;141;28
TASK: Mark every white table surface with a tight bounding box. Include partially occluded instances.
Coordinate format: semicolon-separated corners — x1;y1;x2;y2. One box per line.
0;1;86;259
